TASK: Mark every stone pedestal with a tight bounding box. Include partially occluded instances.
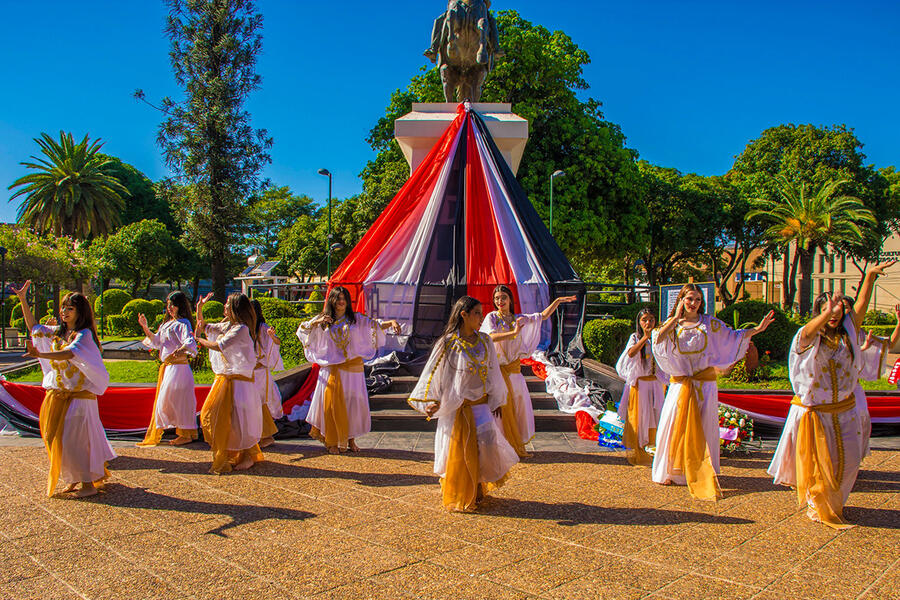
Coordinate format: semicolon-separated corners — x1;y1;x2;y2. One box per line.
394;103;529;175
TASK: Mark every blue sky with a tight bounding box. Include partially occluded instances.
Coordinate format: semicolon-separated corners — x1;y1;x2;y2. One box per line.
1;0;898;223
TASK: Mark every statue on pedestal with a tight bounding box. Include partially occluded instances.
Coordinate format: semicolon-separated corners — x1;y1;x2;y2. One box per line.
424;0;504;102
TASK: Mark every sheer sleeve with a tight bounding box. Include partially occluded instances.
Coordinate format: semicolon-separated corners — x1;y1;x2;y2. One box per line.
64;330;110;393
858;329;889;381
615;333;642;384
651;327;678;376
175;320;198;357
408;338;450;414
706;317;752;370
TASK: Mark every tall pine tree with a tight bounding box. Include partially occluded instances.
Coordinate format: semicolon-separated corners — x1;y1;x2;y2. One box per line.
137;0;272;300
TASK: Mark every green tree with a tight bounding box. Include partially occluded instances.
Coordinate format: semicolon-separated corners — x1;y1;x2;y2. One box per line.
91;219;180;297
634;162;721;288
136;0;272;300
747;176;876;314
729;123;891;308
99;155;176;231
245;185;316;258
8;131;127;239
361;10;646;274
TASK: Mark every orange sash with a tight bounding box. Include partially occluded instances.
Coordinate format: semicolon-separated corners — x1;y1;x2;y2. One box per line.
669;367;721;501
39;389;107;496
624;375;658;466
138;356;192;447
200;373;257;474
310;357;364;450
258;365;279;440
498;360;528;457
792;395;856;529
442;396;489;511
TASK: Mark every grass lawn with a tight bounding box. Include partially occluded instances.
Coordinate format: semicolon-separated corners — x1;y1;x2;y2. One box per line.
5;357;304;385
718;361;897;391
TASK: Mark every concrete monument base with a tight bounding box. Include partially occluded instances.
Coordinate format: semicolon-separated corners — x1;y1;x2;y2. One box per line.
394;102;529;175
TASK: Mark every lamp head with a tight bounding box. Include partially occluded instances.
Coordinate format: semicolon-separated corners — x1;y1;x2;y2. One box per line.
317;168;331;177
552;170;566;178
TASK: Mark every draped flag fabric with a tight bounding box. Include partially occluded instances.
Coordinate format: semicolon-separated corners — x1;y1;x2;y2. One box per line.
329;103;586;355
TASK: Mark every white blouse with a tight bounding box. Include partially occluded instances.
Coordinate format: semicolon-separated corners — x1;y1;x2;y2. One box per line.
142;318;197;362
479;311;542;365
205;322;256;378
652;314;751;377
297;314;386;366
31;325;109;395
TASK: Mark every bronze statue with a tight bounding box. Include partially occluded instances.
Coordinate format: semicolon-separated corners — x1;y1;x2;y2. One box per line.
424;0;504;102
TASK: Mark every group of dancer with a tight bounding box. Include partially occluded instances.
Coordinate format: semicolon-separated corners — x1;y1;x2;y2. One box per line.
14;261;895;525
615;262;897;528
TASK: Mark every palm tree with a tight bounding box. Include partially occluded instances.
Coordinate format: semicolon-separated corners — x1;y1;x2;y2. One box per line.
8;131;127;239
747;175;876;315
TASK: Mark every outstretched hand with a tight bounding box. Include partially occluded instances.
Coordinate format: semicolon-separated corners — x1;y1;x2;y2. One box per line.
860;331;875;352
870;260;897;277
751;310;776;337
11;281;30;299
23;340;39;359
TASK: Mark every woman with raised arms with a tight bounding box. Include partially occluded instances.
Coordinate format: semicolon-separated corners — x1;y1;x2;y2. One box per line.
615;308;668;466
479;285;576;457
136;291;198;447
296;286;400;454
768;262;894;528
16;281;114;498
195;292;262;473
651;284;773;500
409;295;519;512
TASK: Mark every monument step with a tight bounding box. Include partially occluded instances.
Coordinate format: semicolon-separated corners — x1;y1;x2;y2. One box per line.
385;374;546;394
369;408;574;432
369;393;559;411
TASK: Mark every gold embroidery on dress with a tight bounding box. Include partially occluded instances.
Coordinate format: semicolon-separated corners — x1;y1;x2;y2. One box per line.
329;316;352;359
675;325;708;355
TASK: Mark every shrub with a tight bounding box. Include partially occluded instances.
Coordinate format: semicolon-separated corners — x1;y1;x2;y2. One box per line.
149;299;166;315
582;318;632;365
256;296;302;321
106;314;133;336
303;289;325;316
9;302;23;326
111;299;163;336
268;317;305;366
12;317;26;334
94;288;133;317
717;300;798;360
150;313;166;331
863;325;895;338
863;310;897;326
611;302;659;324
203;300;224;320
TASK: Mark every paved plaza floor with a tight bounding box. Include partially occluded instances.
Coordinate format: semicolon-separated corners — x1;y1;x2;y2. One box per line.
0;431;897;600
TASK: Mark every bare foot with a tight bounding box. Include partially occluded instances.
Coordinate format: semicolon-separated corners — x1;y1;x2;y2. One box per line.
233;457;255;471
75;483;98;498
170;436;193;446
259;436;275;448
327;445;340;455
61;483;78;494
348;439;360;453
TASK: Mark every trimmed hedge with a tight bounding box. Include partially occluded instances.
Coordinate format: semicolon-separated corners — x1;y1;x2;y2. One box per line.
268;317;305;367
9;302;23;326
611;302;659;323
303;289;325;316
256;296;302;321
863;310;897;326
716;300;798;360
149;299;166;315
106;314;132;336
94;289;133;317
583;318;632;365
203;300;224;320
115;299;164;336
864;325;895;338
12;317;26;334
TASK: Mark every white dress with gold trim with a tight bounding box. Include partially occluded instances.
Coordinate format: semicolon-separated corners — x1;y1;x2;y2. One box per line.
206;322;261;450
142;318;198;430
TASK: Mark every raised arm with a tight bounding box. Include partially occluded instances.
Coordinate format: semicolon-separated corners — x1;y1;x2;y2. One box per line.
627;332;650;358
541;295;578;321
854;261;896;327
11;281;36;333
194;292;213;333
799;294;844;349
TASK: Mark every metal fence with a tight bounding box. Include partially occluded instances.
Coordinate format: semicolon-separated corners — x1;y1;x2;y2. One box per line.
583;282;656;320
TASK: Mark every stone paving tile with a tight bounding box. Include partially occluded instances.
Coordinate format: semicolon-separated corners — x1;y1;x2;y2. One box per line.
0;439;896;599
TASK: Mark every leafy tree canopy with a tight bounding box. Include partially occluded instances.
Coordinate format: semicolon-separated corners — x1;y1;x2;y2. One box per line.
245;185;316;258
99;155;176;232
90;219;180;297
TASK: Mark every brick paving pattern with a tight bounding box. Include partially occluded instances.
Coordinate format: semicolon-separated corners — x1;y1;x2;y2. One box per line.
0;432;897;599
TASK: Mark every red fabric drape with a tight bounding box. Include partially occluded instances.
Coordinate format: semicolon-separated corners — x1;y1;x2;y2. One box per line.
1;380;208;430
281;364;320;415
521;357;546;380
576;411;598;441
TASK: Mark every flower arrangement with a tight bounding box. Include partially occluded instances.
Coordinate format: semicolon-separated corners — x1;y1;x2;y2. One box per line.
718;404;754;453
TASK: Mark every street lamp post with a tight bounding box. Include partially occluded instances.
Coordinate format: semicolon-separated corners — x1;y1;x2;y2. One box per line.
0;246;6;350
550;170;566;235
317;168;333;278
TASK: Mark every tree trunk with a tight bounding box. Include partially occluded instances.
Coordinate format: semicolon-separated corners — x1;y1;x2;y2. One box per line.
52;282;60;320
797;243;816;315
192;276;201;304
211;254;226;302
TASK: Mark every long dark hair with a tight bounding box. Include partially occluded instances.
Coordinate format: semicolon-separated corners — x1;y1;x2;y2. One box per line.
322;286;355;327
440;295;482;343
635;308;656;361
813;291;855;362
251;299;265;348
164;291;193;327
225;293;257;343
55;293;101;348
668;283;706;318
491;284;515;312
